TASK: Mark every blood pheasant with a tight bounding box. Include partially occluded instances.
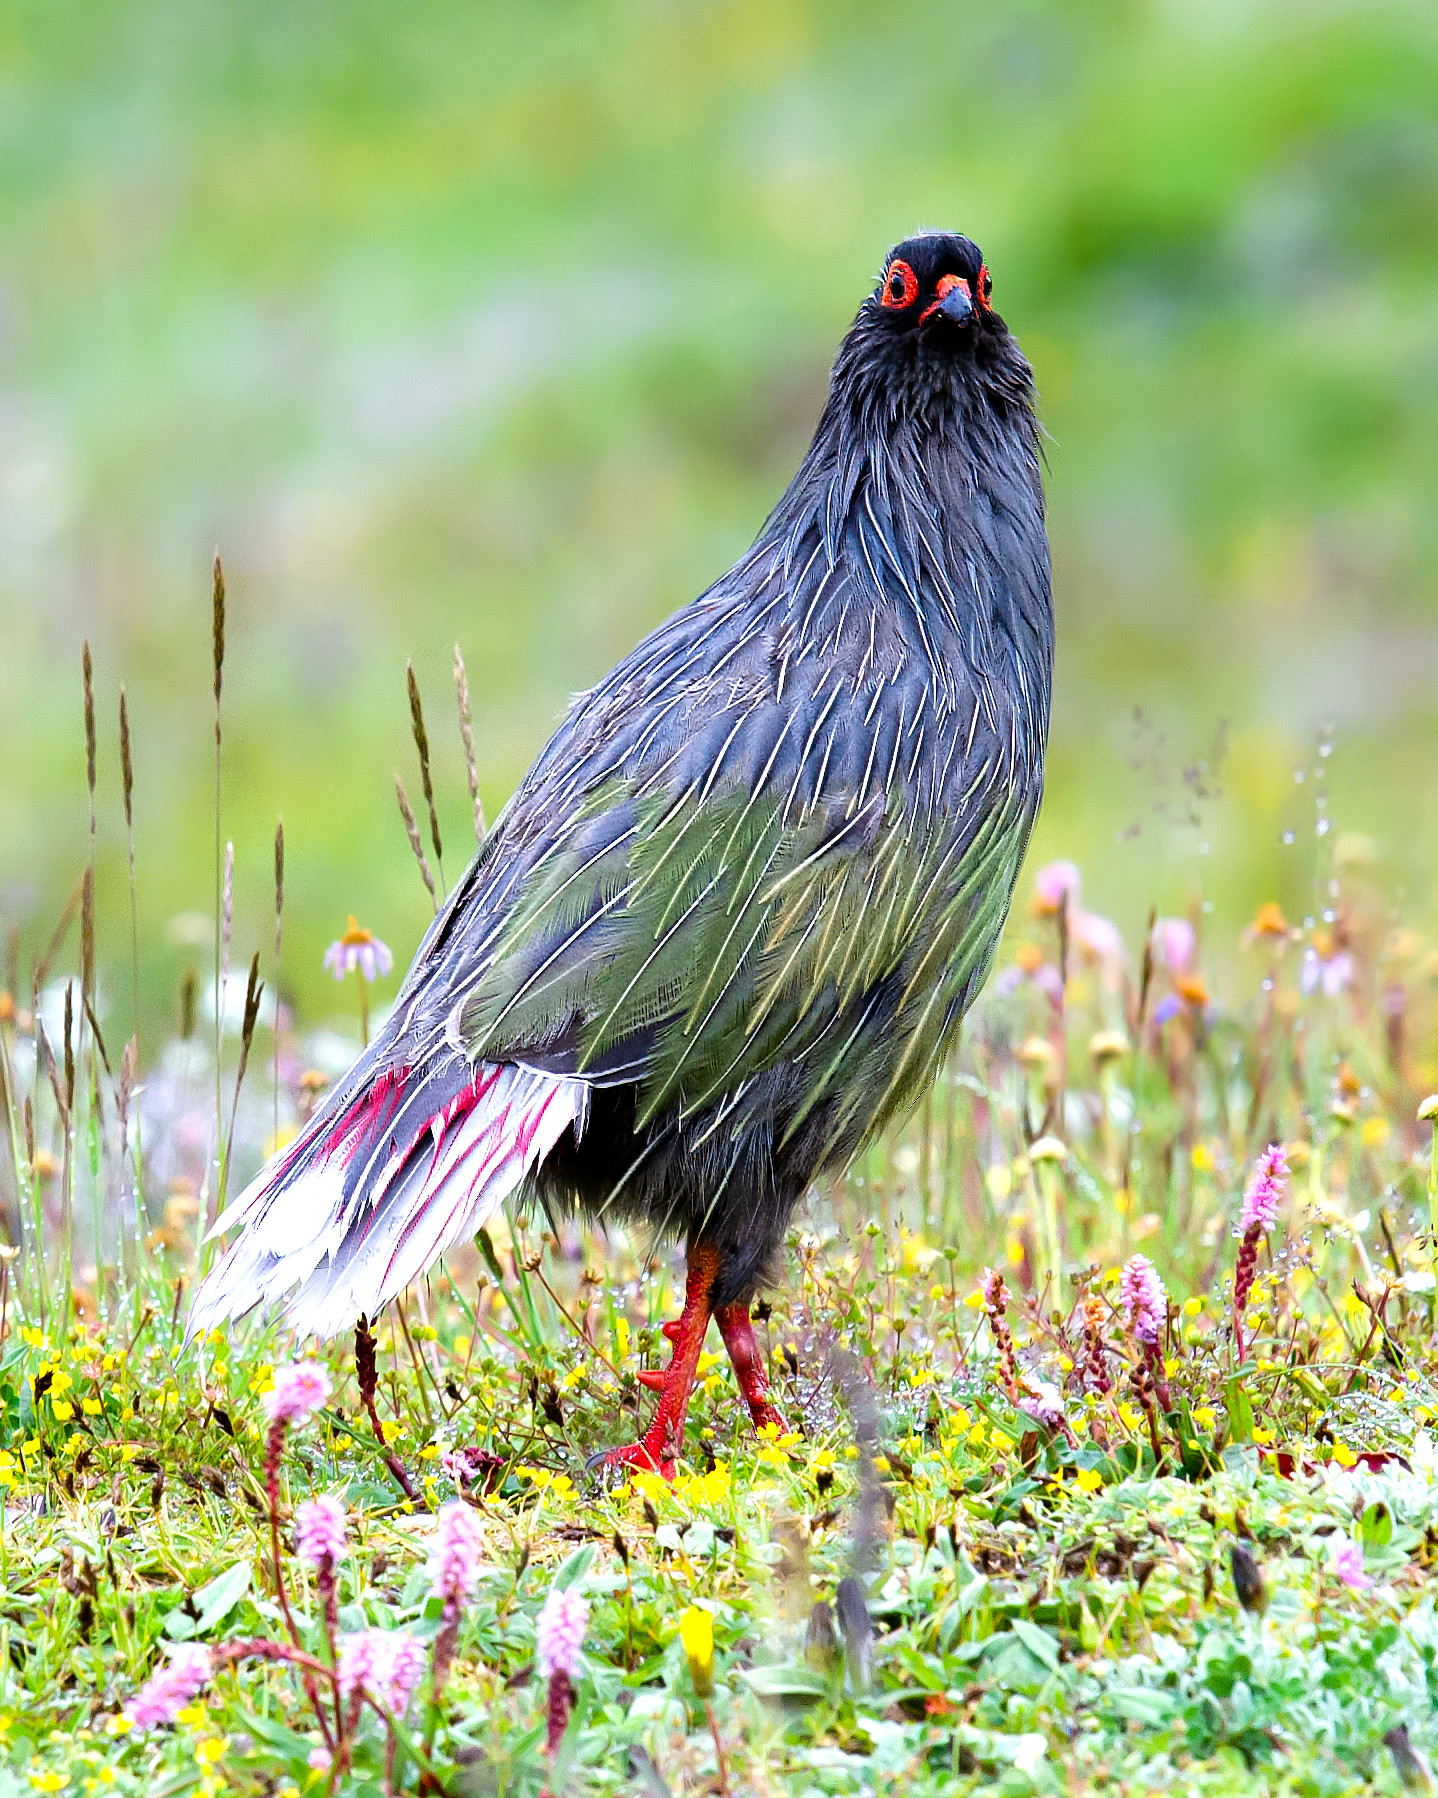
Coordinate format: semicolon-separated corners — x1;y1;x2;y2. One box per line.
190;232;1053;1477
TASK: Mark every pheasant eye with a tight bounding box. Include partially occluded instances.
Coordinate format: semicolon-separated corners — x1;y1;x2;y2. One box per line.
881;260;919;310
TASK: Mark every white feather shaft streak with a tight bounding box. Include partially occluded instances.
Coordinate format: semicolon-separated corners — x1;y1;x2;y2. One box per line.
186;1061;587;1342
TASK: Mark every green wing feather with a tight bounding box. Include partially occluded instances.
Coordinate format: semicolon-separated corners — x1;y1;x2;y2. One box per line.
458;764;1033;1166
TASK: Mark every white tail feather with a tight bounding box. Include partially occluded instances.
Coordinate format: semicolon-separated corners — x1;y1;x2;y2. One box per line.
187;1060;586;1342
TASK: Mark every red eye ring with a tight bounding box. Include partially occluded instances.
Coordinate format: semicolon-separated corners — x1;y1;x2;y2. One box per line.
880;259;919;310
978;263;993;307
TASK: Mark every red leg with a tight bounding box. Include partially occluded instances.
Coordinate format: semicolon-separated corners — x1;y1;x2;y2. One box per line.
594;1243;720;1481
715;1300;788;1435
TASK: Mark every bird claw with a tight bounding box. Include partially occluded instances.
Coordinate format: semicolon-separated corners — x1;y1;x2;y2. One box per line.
585;1440;676;1488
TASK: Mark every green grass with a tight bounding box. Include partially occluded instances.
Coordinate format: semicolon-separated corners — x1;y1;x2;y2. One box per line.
4;757;1438;1793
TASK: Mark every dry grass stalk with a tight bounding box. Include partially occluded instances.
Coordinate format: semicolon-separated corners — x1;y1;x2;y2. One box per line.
119;686;140;1056
80;865;95;1012
406;661;444;887
395;773;439;913
82;639;97;846
224;954;264;1188
212;551;226;1208
453;643;486;845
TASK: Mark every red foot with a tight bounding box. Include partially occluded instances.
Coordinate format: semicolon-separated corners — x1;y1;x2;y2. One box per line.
595;1248;793;1480
715;1300;789;1435
589;1438;677;1482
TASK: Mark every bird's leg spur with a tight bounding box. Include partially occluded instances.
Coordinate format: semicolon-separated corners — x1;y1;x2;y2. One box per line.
590;1243;722;1482
714;1300;788;1436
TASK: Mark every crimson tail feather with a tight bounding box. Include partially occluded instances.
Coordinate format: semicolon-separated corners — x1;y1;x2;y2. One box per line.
186;1047;588;1342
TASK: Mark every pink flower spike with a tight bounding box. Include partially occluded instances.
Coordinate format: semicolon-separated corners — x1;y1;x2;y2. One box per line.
536;1585;590;1680
429;1500;484;1612
1331;1539;1374;1591
379;1633;427;1715
1017;1380;1065;1430
1240;1144;1288;1235
1119;1254;1167;1347
125;1643;213;1729
295;1494;347;1568
262;1361;333;1427
338;1629;427;1715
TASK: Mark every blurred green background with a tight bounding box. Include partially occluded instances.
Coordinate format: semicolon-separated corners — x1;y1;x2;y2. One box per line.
3;0;1438;1043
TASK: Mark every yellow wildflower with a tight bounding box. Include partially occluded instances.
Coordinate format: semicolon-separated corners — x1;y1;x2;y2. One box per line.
679;1606;715;1697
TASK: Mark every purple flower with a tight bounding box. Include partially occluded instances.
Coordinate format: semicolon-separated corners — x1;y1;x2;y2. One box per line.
1120;1255;1167;1347
1240;1144;1288;1234
1152;994;1182;1027
323;916;394;984
262;1361;333;1427
1301;945;1353;997
428;1500;484;1612
338;1629;427;1715
1331;1539;1374;1591
1155;917;1195;972
295;1494;347;1568
125;1643;213;1729
535;1585;589;1680
1016;1379;1066;1430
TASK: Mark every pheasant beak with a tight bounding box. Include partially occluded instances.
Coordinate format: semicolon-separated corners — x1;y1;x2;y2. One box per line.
922;274;974;327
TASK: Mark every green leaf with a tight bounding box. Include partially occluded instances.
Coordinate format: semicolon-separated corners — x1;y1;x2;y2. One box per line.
1360;1502;1393;1550
1009;1619;1060;1671
554;1543;596;1590
1224;1377;1254;1445
1107;1687;1173;1727
739;1663;830;1700
166;1559;251;1638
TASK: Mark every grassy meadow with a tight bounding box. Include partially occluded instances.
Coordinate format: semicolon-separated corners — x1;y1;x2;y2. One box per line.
4;641;1438;1792
4;0;1438;1792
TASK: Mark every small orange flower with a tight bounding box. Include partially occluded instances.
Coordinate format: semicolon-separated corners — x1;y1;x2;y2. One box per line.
1176;973;1210;1007
1247;902;1294;945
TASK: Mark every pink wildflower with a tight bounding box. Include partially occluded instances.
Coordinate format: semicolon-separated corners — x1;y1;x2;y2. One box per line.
1016;1380;1066;1430
1331;1540;1374;1592
429;1500;484;1612
262;1361;333;1427
535;1585;589;1680
978;1268;1019;1401
308;1747;332;1773
1155;917;1195;972
1233;1146;1286;1360
1240;1144;1288;1234
1032;860;1081;915
323;916;394;984
1120;1255;1167;1347
338;1629;427;1715
1301;944;1353;997
125;1643;213;1729
295;1494;347;1568
1073;909;1123;965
